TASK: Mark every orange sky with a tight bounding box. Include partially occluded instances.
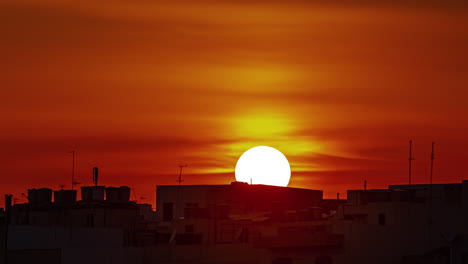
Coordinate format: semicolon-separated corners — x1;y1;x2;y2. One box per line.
2;0;468;208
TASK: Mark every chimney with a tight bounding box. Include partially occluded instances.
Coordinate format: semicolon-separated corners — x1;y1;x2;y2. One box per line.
5;194;12;223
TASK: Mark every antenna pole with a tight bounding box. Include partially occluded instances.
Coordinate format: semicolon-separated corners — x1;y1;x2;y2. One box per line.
430;142;435;185
177;164;188;185
176;164;188;220
408;140;414;186
93;167;99;186
70;150;75;190
428;141;435;248
132;188;138;203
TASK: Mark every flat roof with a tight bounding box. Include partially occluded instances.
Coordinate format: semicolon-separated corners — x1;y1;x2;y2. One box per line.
156;182;323;192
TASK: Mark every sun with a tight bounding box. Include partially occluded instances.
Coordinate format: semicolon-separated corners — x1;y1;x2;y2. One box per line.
235;146;291;187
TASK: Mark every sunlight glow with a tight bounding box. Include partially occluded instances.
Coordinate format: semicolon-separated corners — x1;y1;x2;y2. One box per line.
235;146;291;187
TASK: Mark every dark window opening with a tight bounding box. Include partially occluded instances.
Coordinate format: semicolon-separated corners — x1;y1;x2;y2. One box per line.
462;252;468;264
272;257;293;264
315;225;326;232
185;224;194;233
239;227;249;243
163;202;174;221
86;214;94;227
175;233;203;245
316;256;333;264
185;202;198;208
378;213;386;226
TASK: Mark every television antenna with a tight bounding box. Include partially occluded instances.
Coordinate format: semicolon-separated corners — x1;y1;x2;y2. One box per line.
92;167;99;186
177;164;188;185
21;193;27;203
430;142;435;185
68;149;81;190
408;140;414;186
132;188;138;202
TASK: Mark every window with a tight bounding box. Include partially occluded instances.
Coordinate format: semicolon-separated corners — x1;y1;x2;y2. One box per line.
462;252;468;264
185;224;194;233
239;227;249;243
86;214;94;227
378;213;386;226
163;202;173;221
218;223;235;243
272;258;292;264
315;225;326;232
316;256;332;264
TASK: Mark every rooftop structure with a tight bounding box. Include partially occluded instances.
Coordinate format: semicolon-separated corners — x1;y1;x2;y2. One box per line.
156;182;324;222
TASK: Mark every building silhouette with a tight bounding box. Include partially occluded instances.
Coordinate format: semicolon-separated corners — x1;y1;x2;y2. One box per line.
2;180;468;263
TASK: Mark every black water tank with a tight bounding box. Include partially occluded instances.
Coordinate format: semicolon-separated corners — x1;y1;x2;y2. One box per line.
54;190;77;204
28;188;52;204
118;186;131;202
105;187;118;202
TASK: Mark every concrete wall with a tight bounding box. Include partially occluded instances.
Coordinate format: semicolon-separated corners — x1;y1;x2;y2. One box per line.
62;247;144;264
0;225;5;264
167;244;267;264
7;225;123;249
157;185;211;220
335;183;468;264
7;249;61;264
14;206;138;229
156;184;323;222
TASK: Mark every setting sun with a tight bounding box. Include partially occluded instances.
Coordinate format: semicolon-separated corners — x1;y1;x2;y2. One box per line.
235;146;291;187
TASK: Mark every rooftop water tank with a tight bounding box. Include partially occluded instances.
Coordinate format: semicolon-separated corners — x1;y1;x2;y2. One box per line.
54;190;77;204
28;188;52;204
105;187;119;202
118;186;131;202
81;186;105;201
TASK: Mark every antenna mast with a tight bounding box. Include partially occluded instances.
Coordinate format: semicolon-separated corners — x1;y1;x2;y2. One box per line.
68;149;80;190
430;142;435;185
93;167;99;186
132;188;138;203
428;141;435;249
176;164;188;220
177;164;188;185
408;140;414;186
69;150;76;190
